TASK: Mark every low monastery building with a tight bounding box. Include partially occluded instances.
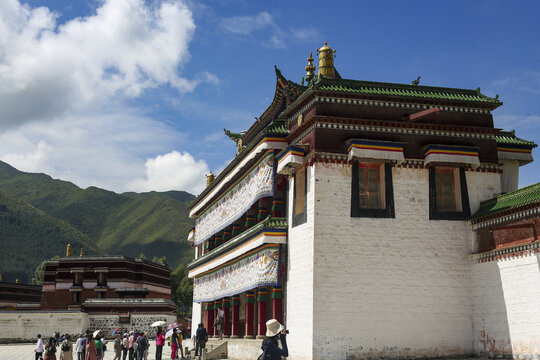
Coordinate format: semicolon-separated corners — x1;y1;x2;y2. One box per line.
187;42;539;360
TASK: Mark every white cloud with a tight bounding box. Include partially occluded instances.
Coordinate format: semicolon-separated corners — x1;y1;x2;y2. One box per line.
0;0;216;130
0;140;53;174
127;150;209;194
220;11;273;35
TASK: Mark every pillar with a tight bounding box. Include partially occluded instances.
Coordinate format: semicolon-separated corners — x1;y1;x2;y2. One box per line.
271;286;283;323
222;297;231;338
257;198;268;223
244;291;255;339
222;228;231;243
205;237;215;253
256;289;268;339
213;302;220;338
214;234;222;248
231;223;241;238
231;295;240;338
271;198;283;218
205;302;214;337
245;203;258;229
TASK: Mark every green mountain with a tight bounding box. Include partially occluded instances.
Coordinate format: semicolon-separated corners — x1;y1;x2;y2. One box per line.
0;160;195;283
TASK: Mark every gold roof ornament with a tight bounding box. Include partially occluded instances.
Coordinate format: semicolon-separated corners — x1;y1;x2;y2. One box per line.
66;243;72;257
305;52;316;77
80;248;84;257
15;279;19;284
206;171;215;187
0;273;2;282
316;42;336;78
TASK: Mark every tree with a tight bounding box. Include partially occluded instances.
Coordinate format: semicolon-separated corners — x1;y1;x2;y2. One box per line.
32;256;60;285
170;264;193;316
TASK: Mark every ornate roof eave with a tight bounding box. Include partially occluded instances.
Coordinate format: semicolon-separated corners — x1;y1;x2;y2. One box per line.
241;66;305;147
189;129;288;217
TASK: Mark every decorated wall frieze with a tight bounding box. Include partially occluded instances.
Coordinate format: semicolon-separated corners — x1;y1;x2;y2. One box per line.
471;206;540;230
470;241;540;263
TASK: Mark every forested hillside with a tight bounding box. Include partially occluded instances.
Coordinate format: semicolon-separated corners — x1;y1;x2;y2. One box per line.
0;160;195;282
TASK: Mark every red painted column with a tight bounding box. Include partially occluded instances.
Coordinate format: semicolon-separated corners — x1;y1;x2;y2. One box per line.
271;286;283;323
222;297;231;338
205;301;214;337
243;291;255;339
271;198;283;218
256;289;268;339
231;295;240;338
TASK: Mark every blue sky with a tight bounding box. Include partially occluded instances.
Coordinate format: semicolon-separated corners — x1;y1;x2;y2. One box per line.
0;0;538;194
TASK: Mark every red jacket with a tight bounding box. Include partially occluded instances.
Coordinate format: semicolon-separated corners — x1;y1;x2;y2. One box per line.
156;334;165;346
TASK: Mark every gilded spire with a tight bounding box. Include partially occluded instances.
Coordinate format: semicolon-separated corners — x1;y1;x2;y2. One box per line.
206;171;215;187
66;243;72;257
316;42;336;78
80;248;84;257
305;52;316;77
15;279;19;284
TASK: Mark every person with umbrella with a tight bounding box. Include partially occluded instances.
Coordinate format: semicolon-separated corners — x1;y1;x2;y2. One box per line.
170;328;181;360
155;328;165;360
85;332;98;360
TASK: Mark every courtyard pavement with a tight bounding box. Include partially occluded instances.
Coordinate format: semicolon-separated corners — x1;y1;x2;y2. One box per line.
0;339;195;360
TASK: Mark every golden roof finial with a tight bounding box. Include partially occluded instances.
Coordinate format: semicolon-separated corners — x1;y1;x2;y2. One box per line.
206;171;215;187
305;52;316;77
66;243;72;257
316;42;336;78
15;279;19;284
80;248;84;257
0;273;2;282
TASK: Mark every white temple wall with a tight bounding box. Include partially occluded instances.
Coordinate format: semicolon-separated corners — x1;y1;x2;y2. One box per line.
191;302;202;334
285;166;315;360
499;159;520;194
309;163;499;360
471;253;540;358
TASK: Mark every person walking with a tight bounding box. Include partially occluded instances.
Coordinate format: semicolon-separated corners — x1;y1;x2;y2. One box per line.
128;331;135;360
60;334;73;360
143;333;150;360
44;337;57;360
122;334;129;360
155;328;165;360
113;333;122;360
81;333;88;360
135;332;148;360
35;334;44;360
259;319;288;360
75;334;84;360
194;323;208;359
170;328;180;360
85;333;98;360
213;306;224;340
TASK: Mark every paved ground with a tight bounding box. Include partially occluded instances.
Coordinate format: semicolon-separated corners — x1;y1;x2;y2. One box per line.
0;340;196;360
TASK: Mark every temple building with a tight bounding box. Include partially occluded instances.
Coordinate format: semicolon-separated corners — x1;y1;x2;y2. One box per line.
187;42;539;359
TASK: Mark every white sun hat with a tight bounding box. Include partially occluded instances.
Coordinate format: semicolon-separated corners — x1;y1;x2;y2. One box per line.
265;319;284;337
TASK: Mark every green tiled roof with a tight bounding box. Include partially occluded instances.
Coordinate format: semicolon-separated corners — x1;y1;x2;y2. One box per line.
471;182;540;221
264;120;289;135
188;216;287;270
496;130;537;147
310;77;502;106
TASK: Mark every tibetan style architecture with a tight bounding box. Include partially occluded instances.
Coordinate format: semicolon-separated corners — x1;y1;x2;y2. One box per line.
0;280;41;311
187;43;539;359
41;253;176;334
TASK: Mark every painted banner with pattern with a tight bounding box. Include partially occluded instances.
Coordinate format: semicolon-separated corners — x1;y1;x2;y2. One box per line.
193;245;281;302
193;153;274;245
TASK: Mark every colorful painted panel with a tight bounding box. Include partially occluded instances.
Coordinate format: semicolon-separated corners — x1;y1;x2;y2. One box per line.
498;144;534;164
192;244;281;303
194;153;275;245
277;146;305;174
347;139;404;163
424;144;480;168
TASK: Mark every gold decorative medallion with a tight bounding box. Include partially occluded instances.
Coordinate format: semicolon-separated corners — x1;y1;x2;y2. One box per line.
297;114;303;126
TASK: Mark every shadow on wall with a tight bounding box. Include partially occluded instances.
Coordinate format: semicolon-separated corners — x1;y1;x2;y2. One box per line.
472;259;512;358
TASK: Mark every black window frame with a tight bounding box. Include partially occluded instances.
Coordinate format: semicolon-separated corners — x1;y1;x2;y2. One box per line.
292;166;307;227
429;166;471;220
351;161;395;218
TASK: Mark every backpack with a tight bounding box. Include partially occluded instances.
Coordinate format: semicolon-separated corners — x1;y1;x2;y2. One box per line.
46;345;54;355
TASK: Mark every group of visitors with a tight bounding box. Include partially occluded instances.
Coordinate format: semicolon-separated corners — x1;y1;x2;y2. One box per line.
34;330;107;360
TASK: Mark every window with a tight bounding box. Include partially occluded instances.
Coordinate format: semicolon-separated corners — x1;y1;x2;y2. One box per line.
97;291;107;299
73;273;83;286
97;273;107;287
429;166;470;220
71;291;81;305
292;166;307;226
351;161;394;218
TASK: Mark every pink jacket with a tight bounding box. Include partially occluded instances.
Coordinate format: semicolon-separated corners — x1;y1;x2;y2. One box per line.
156;334;165;346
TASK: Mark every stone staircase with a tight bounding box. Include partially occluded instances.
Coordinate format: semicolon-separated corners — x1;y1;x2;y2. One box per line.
184;339;228;360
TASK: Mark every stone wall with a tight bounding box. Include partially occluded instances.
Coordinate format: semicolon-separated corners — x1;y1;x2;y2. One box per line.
471;248;540;358
89;313;177;337
285;165;315;360
0;311;89;342
309;163;500;359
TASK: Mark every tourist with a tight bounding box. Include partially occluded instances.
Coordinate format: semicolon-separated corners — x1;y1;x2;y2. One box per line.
136;331;149;360
75;334;84;360
113;333;122;360
122;333;129;360
60;334;73;360
143;332;150;360
259;319;288;360
128;331;135;360
85;333;97;360
94;333;104;360
194;323;208;359
155;328;165;360
44;337;57;360
55;332;60;347
170;328;180;360
81;333;88;360
35;334;44;360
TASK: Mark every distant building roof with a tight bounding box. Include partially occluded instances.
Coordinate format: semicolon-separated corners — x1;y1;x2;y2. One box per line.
496;130;537;147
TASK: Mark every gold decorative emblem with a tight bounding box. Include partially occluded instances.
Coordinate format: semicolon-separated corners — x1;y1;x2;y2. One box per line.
297;114;303;126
